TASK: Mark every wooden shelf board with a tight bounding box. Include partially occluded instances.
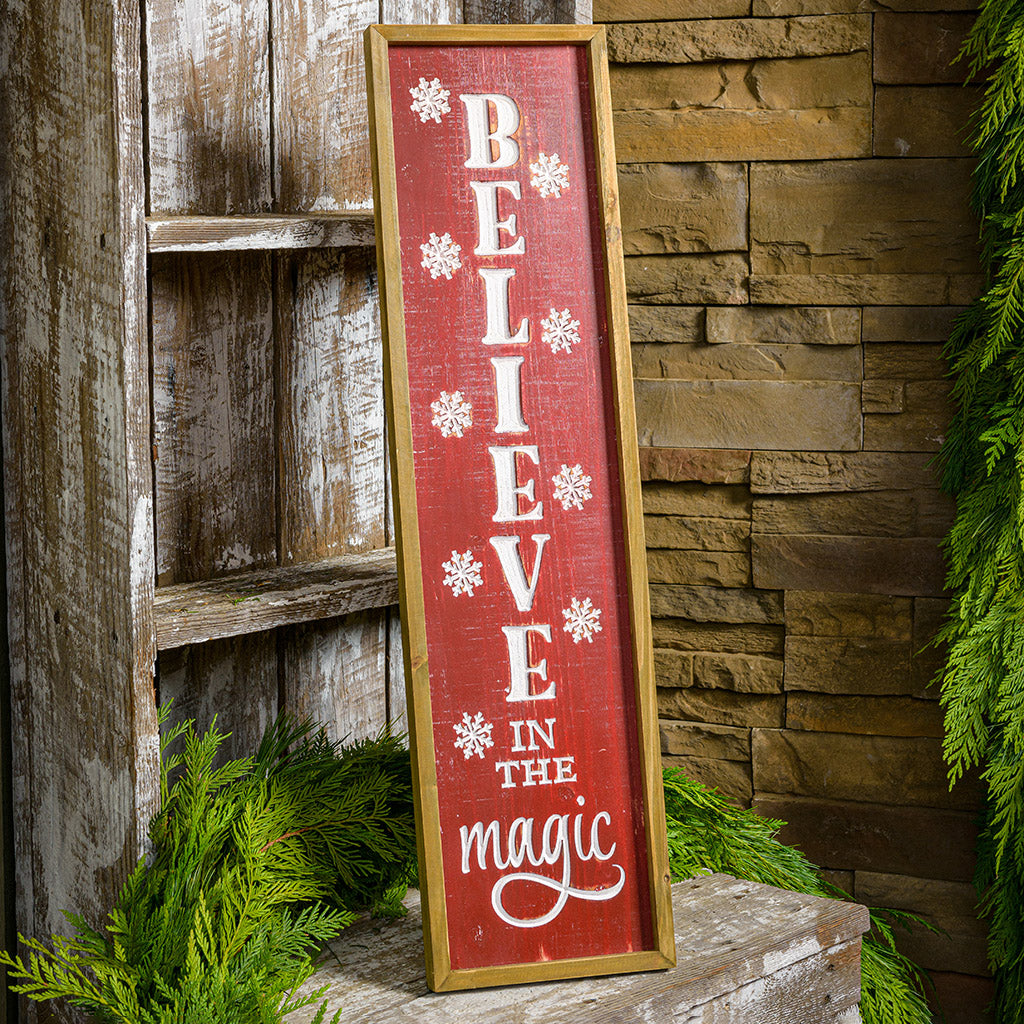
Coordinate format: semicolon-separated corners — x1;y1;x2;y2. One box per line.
154;547;398;650
146;212;376;253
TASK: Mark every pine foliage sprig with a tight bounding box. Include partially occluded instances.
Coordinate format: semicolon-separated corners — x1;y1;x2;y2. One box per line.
663;769;934;1024
0;712;417;1023
937;2;1024;1021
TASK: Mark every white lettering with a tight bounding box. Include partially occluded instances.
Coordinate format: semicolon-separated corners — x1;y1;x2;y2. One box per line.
502;624;554;702
470;181;526;256
489;533;549;611
489;445;543;522
460;93;520;168
480;271;529;346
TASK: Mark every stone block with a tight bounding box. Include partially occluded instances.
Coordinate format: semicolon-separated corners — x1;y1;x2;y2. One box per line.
660;718;751;761
640;447;750;484
634;380;862;451
786;693;945;737
861;305;964;342
663;754;753;807
650;585;782;624
755;0;977;9
645;515;750;552
642;482;751;518
706;306;861;346
785;636;919;697
864;343;946;381
751;159;980;278
750;272;984;306
873;13;978;84
752;534;947;596
752;729;980;809
647;548;750;586
633;341;862;381
653;617;784;656
660;687;785;727
912;596;950;692
612;53;870;112
618;163;748;255
614;107;870;163
863;381;952;452
628;305;705;346
874;86;981;158
749;451;940;494
654;648;694;690
694;652;784;693
626;254;748;304
785;591;913;640
927;973;995;1024
753;492;923;539
752;795;979;881
607;16;870;63
596;0;751;20
861;380;905;413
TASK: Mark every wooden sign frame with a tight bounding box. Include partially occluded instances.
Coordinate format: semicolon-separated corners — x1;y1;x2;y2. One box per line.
365;24;674;992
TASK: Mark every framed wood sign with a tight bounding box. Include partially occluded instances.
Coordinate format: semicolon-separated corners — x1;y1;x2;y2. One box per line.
365;24;674;991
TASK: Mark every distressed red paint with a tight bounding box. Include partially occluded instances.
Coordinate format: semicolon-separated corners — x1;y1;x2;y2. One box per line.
388;43;654;971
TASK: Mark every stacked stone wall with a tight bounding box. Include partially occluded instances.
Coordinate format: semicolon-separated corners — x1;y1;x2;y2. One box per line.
596;2;990;1019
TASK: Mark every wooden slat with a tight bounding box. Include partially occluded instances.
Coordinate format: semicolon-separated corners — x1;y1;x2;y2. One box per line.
462;0;591;22
286;875;868;1022
1;0;158;1016
154;548;398;649
145;0;271;214
146;213;376;253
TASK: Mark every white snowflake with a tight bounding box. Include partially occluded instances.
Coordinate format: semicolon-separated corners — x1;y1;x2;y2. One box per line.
453;712;495;760
431;390;473;438
552;464;593;511
409;77;451;124
530;152;570;198
442;549;483;597
541;308;581;354
563;596;603;644
420;232;462;280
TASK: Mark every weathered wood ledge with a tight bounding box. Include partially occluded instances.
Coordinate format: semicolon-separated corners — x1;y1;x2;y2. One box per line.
154;548;398;650
288;874;870;1023
146;212;376;252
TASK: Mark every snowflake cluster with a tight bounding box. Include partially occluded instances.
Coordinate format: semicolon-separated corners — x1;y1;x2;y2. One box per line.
431;390;473;438
530;152;570;198
420;232;463;280
409;77;451;124
552;464;593;511
453;712;495;760
541;308;581;355
442;549;483;597
563;596;602;644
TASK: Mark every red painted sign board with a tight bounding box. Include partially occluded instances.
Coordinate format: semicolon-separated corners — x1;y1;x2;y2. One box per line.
366;25;674;991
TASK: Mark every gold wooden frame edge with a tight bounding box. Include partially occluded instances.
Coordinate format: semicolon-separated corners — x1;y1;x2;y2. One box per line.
365;23;675;992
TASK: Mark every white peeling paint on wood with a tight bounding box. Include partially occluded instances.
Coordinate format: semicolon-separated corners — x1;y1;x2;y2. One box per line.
146;213;376;252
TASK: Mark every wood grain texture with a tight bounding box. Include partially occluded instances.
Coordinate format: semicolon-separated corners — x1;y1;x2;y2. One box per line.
463;0;592;22
277;248;388;741
145;0;271;214
273;0;378;212
154;548;398;649
286;875;868;1022
146;213;376;252
1;1;158;1019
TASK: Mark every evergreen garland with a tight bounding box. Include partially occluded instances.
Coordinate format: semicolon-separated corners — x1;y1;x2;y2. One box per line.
937;2;1024;1020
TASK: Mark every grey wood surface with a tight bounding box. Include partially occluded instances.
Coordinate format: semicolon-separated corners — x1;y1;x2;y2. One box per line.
146;214;376;252
288;875;868;1023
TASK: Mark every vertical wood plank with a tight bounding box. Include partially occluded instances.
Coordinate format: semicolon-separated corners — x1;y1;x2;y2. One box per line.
150;251;279;757
462;0;591;23
381;0;460;24
273;0;379;212
277;249;388;741
145;0;271;214
1;0;157;1018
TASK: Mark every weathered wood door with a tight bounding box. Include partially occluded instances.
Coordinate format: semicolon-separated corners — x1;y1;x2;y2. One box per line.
1;1;588;1021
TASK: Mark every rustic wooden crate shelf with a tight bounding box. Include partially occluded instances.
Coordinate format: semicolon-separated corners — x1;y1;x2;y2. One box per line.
146;212;376;253
154;548;398;650
286;874;870;1023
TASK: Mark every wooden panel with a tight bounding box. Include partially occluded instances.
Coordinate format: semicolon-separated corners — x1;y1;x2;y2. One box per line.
273;0;379;212
146;214;375;253
1;0;158;1016
145;0;271;214
154;548;398;649
277;249;388;740
286;875;867;1022
382;0;460;24
151;253;276;585
462;0;591;22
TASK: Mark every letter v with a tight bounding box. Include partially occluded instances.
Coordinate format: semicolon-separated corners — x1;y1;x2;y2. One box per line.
489;534;551;612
